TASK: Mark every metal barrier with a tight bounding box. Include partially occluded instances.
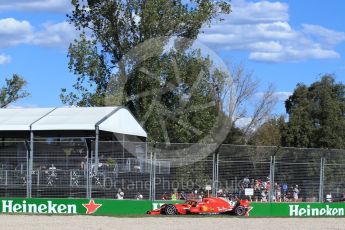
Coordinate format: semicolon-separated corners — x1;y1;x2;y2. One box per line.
1;141;345;202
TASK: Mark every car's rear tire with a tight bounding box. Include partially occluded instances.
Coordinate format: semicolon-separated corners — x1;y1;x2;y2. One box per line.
234;206;246;216
164;204;178;215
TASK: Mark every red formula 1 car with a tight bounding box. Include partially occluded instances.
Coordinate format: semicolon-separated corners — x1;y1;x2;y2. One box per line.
148;197;250;216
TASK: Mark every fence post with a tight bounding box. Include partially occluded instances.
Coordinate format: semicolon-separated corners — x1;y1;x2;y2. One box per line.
24;140;30;198
269;155;275;203
86;156;90;199
211;150;220;197
149;151;153;200
216;151;219;196
28;132;34;198
212;152;216;197
319;157;325;202
84;139;92;199
152;151;156;200
94;127;99;175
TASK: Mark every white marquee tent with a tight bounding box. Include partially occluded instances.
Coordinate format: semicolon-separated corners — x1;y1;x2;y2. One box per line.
0;106;147;198
0;107;147;137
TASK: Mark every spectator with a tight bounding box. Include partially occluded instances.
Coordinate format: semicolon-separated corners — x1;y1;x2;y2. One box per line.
243;176;250;188
180;191;187;200
261;189;267;202
341;194;345;202
136;192;143;200
275;183;281;202
287;186;293;200
265;177;271;191
193;189;199;199
49;164;56;170
161;192;169;200
116;189;124;200
261;180;267;192
282;183;288;199
254;183;261;202
293;185;300;202
222;190;228;198
80;161;86;170
199;191;204;199
171;192;177;200
325;192;333;202
217;188;224;197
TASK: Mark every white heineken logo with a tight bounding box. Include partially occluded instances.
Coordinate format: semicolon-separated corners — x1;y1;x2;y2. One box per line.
289;205;345;217
1;200;77;214
152;202;166;210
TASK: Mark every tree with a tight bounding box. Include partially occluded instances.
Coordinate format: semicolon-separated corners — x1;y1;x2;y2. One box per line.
248;116;285;146
0;74;30;108
63;0;231;143
224;64;278;144
121;49;228;143
63;0;230;106
222;125;246;145
281;75;345;149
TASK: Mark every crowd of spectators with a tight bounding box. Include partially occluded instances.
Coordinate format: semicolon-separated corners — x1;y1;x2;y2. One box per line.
155;178;302;202
324;192;345;202
115;189;144;200
160;189;209;201
235;176;301;202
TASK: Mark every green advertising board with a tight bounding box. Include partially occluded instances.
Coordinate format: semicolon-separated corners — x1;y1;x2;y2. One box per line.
152;201;345;217
249;202;345;217
0;198;152;215
1;198;345;217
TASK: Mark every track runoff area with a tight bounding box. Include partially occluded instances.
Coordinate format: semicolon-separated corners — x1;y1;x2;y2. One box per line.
0;215;344;230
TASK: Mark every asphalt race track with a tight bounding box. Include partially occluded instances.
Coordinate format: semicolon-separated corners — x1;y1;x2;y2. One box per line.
0;215;343;230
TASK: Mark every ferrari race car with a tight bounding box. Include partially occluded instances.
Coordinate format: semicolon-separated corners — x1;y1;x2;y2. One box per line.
148;197;250;216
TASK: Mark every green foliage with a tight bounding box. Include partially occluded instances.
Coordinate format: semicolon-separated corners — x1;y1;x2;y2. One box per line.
173;160;212;191
63;0;230;105
106;158;116;166
0;74;30;108
248;116;285;146
281;75;345;149
63;0;231;143
222;124;246;145
123;50;226;143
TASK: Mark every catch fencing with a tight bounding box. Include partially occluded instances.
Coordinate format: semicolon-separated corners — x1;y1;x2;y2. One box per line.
0;141;344;202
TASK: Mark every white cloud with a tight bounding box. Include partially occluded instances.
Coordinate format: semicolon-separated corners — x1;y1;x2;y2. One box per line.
1;0;345;64
249;48;340;62
0;0;71;12
255;91;291;102
302;24;345;47
274;92;292;101
235;117;252;128
0;18;33;48
31;21;78;48
199;0;345;62
228;0;288;24
0;54;11;64
0;18;77;49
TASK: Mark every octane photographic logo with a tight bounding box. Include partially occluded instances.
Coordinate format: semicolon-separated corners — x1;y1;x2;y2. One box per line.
105;36;234;167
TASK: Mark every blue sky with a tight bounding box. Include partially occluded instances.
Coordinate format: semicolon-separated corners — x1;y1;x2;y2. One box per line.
0;0;344;115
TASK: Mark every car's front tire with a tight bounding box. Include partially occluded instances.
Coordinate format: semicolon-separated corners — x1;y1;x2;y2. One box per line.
164;204;178;215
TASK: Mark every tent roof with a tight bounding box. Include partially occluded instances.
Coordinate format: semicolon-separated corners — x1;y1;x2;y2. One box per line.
0;108;53;131
0;107;147;137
